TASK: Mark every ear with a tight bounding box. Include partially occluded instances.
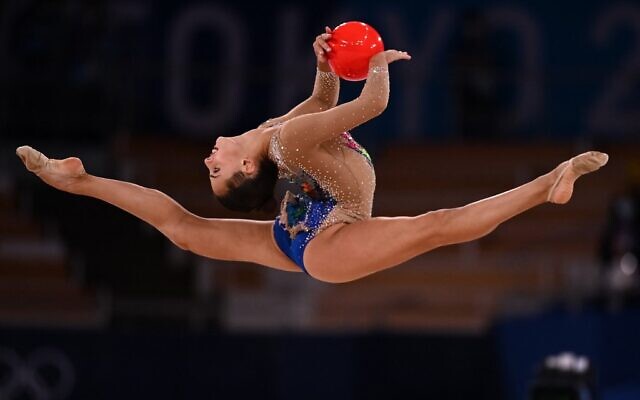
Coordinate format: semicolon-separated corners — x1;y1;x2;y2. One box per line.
241;158;257;175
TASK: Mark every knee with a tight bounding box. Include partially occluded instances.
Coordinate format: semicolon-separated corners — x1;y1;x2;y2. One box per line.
370;98;388;117
170;237;189;251
417;208;457;248
421;206;498;247
160;215;190;251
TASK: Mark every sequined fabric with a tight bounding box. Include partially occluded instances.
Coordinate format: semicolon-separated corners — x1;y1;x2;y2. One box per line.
277;173;334;239
269;128;375;239
267;56;388;271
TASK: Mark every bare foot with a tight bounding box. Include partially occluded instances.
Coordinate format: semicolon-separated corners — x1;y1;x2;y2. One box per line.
547;151;609;204
16;146;87;193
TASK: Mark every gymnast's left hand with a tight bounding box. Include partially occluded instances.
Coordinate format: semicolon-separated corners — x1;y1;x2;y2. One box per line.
383;49;411;64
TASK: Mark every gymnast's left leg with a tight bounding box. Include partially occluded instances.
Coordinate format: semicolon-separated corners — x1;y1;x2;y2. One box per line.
304;151;608;283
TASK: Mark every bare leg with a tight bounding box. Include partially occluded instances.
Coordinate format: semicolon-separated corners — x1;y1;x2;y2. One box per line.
16;146;300;272
304;151;609;283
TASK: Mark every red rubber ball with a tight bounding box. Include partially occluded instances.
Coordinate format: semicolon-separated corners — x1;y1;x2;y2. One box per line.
327;21;385;81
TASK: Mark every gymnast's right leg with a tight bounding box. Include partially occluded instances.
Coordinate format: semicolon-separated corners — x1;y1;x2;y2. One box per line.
16;146;301;273
304;151;609;283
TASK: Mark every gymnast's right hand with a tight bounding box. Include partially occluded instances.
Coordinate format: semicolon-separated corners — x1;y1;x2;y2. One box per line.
16;146;87;193
313;26;333;69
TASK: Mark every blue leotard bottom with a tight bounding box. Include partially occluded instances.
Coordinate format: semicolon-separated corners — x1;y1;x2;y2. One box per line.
273;195;336;274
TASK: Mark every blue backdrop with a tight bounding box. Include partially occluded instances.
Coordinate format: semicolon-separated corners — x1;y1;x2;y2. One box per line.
3;0;639;146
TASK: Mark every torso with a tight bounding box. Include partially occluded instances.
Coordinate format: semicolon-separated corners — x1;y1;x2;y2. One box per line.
268;125;376;238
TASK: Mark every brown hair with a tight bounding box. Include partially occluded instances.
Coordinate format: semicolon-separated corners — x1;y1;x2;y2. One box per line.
215;158;278;212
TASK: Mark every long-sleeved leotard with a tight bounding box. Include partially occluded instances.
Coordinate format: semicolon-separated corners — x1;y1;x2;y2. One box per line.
268;54;390;272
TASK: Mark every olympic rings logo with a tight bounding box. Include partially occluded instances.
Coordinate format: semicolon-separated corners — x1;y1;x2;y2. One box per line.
0;347;75;400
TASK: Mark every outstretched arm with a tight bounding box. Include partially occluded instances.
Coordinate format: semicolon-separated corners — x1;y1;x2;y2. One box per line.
259;27;340;128
278;49;410;150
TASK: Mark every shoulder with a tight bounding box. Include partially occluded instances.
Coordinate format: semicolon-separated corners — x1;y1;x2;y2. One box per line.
267;126;297;174
258;118;283;129
270;122;326;173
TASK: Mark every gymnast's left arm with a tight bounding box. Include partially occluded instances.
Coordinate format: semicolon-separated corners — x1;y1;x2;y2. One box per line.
279;49;410;150
259;27;339;128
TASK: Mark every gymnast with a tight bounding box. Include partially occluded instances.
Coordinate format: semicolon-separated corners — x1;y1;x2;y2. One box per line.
16;27;608;283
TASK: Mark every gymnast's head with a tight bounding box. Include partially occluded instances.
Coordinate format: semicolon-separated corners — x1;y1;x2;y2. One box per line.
204;134;278;212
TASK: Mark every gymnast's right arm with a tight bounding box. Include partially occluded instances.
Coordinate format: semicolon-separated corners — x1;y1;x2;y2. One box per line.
259;27;339;128
278;49;410;150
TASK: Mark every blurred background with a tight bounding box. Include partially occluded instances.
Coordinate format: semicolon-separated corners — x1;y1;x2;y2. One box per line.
1;0;639;399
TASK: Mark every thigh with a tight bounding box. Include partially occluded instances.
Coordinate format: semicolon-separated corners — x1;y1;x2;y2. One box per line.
178;216;302;273
303;214;441;283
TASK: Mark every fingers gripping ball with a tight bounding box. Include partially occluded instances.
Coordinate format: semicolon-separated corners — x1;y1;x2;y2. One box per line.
327;21;384;81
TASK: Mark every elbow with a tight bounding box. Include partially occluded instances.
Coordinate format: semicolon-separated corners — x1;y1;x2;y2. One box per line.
313;96;338;111
164;227;190;251
367;95;388;117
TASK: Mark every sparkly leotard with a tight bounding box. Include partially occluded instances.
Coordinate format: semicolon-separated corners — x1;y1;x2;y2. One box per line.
265;62;388;273
269;128;375;273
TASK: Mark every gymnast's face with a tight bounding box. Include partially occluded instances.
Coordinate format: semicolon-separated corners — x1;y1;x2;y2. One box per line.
204;136;255;196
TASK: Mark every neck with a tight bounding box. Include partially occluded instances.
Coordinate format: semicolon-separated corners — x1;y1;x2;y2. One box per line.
236;127;272;160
